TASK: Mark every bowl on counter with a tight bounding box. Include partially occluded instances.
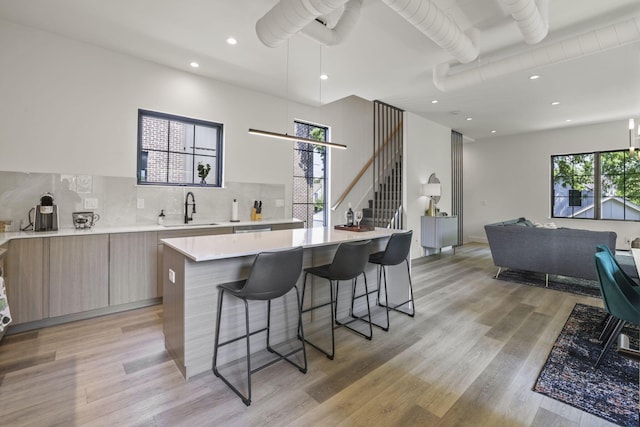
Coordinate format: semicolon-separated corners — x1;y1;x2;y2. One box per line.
72;212;100;229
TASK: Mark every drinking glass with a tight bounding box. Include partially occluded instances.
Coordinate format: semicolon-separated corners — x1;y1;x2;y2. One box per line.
355;210;363;228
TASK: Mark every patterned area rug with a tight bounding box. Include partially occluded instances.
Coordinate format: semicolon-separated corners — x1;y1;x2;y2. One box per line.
533;303;640;426
494;269;601;298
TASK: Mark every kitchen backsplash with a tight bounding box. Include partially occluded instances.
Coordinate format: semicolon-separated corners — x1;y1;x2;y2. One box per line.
0;171;286;230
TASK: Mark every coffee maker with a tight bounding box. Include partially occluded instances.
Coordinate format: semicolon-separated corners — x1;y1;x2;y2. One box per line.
33;193;59;232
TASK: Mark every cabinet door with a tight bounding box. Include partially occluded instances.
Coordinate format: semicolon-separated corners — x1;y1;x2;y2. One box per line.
271;221;304;230
110;232;158;305
5;238;45;324
49;235;109;317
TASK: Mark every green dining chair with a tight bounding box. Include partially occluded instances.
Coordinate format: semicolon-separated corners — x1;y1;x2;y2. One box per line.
593;251;640;367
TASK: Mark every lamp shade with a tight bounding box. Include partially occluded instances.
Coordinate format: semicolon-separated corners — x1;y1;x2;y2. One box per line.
421;183;441;197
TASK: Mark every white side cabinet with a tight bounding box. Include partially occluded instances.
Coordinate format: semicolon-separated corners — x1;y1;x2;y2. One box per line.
421;216;458;252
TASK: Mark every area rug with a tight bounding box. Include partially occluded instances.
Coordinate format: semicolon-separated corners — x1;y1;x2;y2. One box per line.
494;269;601;298
533;303;639;426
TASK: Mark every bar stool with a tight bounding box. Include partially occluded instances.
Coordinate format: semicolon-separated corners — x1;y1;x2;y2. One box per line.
367;230;414;331
300;240;372;360
212;246;306;406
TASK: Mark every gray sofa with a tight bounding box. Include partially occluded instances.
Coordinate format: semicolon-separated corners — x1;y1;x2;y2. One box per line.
484;218;616;282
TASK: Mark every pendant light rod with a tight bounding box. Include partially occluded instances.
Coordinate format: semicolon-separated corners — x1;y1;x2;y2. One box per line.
248;128;347;149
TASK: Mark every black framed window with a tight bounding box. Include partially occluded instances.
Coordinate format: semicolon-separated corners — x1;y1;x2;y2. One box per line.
551;149;640;221
293;121;328;228
137;109;223;187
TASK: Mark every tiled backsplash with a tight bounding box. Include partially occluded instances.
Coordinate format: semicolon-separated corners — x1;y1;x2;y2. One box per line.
0;171;286;230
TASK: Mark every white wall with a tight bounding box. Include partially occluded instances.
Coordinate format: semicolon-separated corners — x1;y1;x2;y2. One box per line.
464;120;640;249
0;19;373;218
404;112;453;259
317;95;373;226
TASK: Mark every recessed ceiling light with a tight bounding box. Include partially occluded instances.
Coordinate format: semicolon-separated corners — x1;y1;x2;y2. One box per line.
320;74;328;80
551;101;560;105
529;74;540;80
491;130;497;134
431;100;438;104
190;62;199;68
226;37;237;45
566;119;572;122
466;117;472;121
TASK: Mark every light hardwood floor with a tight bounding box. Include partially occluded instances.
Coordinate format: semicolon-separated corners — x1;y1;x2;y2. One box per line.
0;243;619;426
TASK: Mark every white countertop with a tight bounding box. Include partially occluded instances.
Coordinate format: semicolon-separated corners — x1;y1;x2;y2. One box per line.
161;227;398;262
0;218;303;246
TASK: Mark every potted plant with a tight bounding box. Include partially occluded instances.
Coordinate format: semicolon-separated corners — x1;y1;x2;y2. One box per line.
197;162;211;185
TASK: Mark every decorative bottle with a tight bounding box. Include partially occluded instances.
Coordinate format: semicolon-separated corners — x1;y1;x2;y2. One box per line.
346;203;354;227
158;209;165;225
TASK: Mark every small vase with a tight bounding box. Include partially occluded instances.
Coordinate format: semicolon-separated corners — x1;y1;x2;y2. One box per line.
200;178;207;185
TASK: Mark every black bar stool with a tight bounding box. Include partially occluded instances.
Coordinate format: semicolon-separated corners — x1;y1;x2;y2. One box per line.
300;239;372;360
212;246;306;406
367;230;414;331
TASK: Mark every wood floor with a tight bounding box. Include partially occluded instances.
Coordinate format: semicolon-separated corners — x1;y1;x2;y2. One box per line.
0;243;620;426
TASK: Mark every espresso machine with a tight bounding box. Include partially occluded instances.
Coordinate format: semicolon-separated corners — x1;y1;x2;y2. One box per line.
33;193;59;232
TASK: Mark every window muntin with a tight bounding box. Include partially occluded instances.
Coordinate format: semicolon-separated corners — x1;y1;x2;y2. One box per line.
552;153;595;218
600;150;640;220
293;121;328;228
551;150;640;221
137;110;223;187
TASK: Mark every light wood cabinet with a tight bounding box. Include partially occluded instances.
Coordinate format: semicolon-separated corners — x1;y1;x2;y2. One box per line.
110;232;158;306
49;235;109;317
269;221;304;231
3;220;302;330
4;238;46;323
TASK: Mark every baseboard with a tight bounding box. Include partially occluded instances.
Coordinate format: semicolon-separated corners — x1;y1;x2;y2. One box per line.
5;297;162;335
467;235;488;243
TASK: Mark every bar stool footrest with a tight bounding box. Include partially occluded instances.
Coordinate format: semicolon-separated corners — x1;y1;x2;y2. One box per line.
379;300;415;317
335;316;373;339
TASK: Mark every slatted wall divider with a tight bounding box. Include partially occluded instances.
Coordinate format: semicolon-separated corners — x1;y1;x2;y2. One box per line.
451;130;463;246
373;101;404;230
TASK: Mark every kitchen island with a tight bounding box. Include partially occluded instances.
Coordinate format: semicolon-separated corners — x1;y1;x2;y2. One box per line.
161;226;400;379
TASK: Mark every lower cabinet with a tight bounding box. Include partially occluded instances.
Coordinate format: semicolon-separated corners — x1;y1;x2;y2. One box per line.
5;238;45;323
271;221;304;230
49;235;109;317
421;215;458;251
110;232;158;305
4;220;304;328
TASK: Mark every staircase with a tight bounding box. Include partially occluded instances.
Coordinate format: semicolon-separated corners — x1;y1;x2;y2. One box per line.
332;101;404;230
361;158;402;228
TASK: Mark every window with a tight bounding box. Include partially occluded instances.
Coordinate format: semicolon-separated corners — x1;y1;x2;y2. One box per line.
137;109;223;187
552;149;640;221
293;121;328;228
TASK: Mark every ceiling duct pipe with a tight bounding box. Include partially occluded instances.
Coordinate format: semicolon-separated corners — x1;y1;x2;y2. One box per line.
300;0;363;47
381;0;479;64
433;16;640;92
500;0;549;44
256;0;349;48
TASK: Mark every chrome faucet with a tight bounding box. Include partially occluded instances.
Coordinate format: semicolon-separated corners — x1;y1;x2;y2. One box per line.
184;191;196;224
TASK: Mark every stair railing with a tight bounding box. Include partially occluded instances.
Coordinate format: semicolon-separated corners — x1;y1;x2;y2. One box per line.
331;120;403;212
